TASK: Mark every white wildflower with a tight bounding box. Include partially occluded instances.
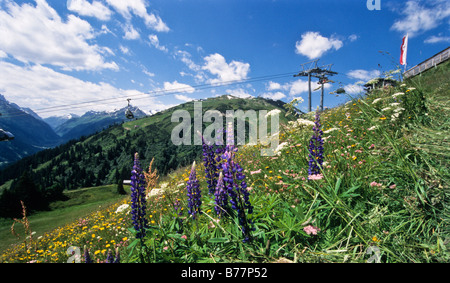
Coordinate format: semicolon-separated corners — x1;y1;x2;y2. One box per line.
372;98;382;104
265;109;281;118
392;92;404;98
393;107;405;113
296;118;315;127
324;128;340;134
274;142;288;156
390;102;400;107
407;87;416;91
368;125;378;131
381;107;391;112
115;203;130;214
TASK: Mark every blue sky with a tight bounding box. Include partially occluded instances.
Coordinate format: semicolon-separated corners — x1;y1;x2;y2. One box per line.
0;0;449;117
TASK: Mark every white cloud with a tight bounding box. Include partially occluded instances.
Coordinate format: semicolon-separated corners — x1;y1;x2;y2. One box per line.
347;69;381;81
175;50;202;72
148;34;168;52
261;91;286;101
0;50;7;58
295;31;343;59
175;94;194;102
202;53;250;85
105;0;169;32
289;79;310;96
267;81;281;91
67;0;112;21
424;35;450;43
344;83;364;95
119;45;130;54
266;78;330;97
163;81;195;94
391;0;450;37
123;23;140;40
348;34;359;42
0;0;118;71
0;61;157;117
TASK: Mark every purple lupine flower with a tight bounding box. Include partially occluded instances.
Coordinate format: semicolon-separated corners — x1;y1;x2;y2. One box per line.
202;137;220;195
106;250;114;263
186;161;202;219
130;152;148;239
214;172;229;217
308;110;324;178
114;248;120;263
221;143;254;243
83;246;92;263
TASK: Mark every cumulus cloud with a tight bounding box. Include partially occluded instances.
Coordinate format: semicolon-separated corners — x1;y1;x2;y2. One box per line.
295;31;343;59
265;78;331;99
267;81;282;91
174;94;194;102
0;0;118;71
261;92;286;101
347;69;381;81
163;81;195;94
202;53;250;85
391;0;450;37
105;0;169;32
344;83;364;95
148;34;168;52
123;23;140;40
67;0;112;21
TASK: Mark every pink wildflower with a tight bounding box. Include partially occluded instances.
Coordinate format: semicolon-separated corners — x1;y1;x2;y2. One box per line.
369;144;375;149
181;235;187;240
308;174;324;180
303;225;321;235
389;184;397;189
370;181;382;187
250;169;262;175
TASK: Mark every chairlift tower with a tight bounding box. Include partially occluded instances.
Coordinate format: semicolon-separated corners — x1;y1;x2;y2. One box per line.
294;60;338;112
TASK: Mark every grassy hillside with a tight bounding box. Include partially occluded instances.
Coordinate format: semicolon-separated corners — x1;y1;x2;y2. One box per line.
0;184;129;254
0;64;448;263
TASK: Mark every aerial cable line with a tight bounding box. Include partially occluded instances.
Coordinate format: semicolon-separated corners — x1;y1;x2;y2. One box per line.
0;71;297;118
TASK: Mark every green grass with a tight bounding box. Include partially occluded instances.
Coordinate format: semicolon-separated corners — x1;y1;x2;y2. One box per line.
0;184;129;253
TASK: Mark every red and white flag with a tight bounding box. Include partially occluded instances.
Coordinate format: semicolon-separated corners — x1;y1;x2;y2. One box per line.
400;34;408;66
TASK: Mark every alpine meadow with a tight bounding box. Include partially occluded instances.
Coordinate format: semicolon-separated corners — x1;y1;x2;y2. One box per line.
0;0;449;267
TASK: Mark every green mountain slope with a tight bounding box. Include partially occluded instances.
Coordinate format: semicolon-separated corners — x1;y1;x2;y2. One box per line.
0;94;62;169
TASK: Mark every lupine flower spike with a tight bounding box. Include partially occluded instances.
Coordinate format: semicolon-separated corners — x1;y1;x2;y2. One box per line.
202;137;220;195
308;109;324;179
186;161;202;219
220;123;255;242
130;152;148;239
214;172;228;217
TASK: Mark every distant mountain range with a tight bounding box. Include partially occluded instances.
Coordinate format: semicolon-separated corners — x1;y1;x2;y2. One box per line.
0;94;147;168
0;94;61;168
49;106;147;143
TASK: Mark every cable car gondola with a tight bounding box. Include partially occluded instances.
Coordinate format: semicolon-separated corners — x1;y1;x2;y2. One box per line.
125;98;134;119
0;128;14;141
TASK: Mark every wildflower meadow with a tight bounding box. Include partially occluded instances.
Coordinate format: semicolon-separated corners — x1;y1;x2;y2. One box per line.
1;76;448;263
